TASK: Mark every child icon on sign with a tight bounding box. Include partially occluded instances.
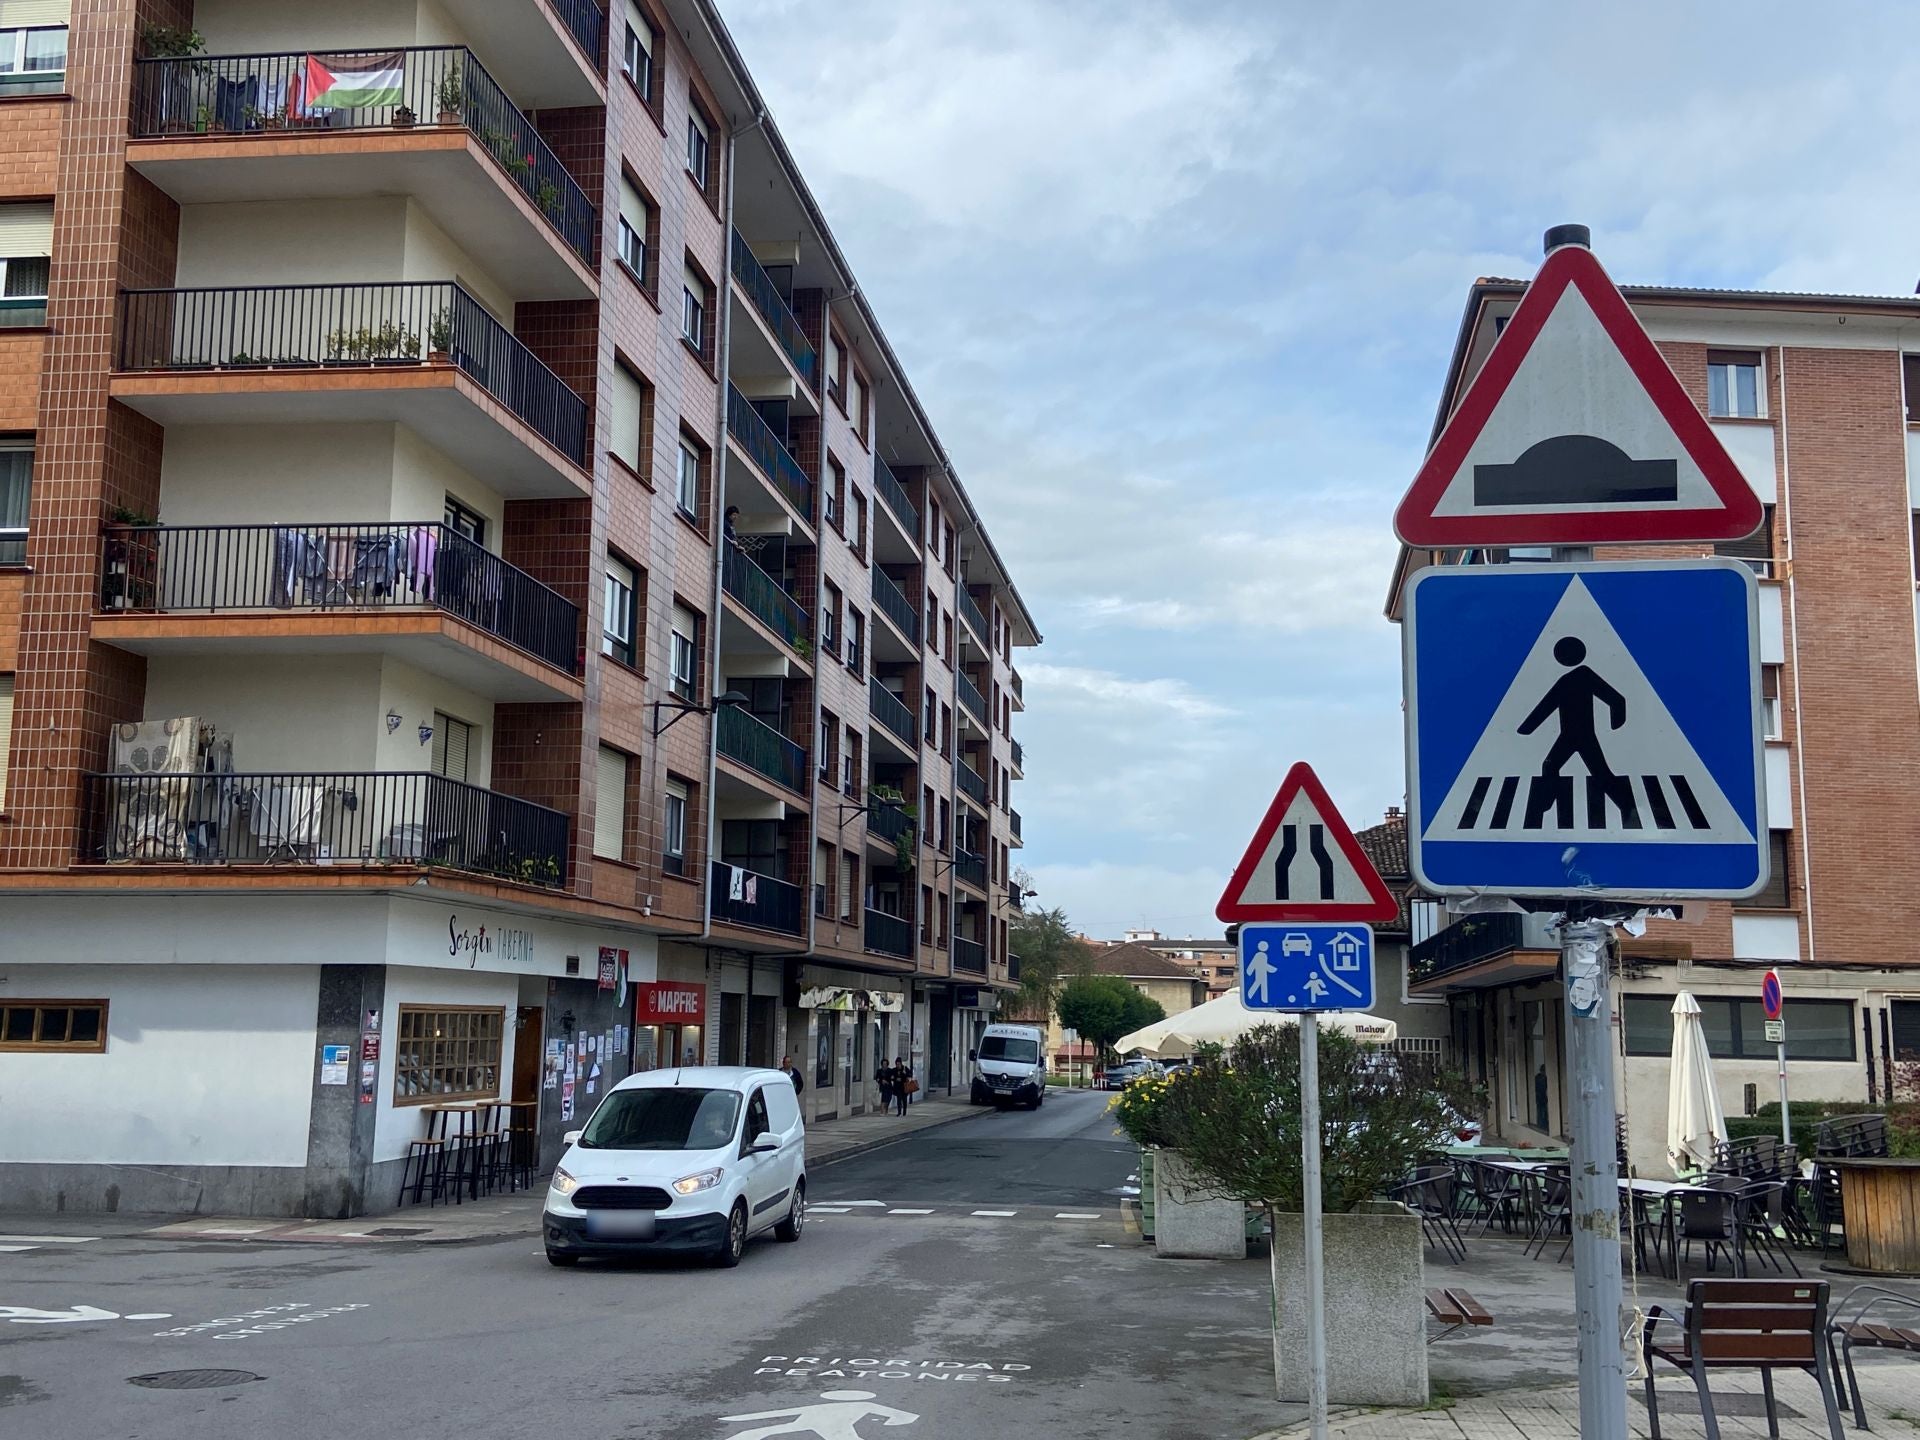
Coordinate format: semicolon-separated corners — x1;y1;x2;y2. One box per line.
1245;939;1276;1004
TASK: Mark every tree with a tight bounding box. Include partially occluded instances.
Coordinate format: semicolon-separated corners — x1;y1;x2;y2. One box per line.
1055;975;1165;1063
1007;901;1093;1016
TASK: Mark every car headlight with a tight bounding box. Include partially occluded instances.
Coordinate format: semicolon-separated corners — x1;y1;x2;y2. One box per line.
673;1167;724;1197
549;1166;579;1198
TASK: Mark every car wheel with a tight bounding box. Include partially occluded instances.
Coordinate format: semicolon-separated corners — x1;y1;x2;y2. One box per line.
545;1249;578;1268
775;1182;806;1242
714;1201;749;1268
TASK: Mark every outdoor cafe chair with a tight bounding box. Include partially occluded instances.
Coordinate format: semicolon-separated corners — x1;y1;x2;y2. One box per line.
1391;1166;1467;1265
1524;1170;1574;1263
1734;1180;1801;1278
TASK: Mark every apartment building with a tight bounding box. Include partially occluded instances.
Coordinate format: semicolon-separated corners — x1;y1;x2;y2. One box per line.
1389;271;1920;1174
0;0;1037;1215
1097;928;1236;998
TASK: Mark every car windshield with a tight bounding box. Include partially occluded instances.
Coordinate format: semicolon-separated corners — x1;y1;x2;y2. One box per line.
578;1087;742;1151
980;1037;1039;1064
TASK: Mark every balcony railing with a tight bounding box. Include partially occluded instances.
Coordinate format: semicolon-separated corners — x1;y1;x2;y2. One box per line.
717;703;808;794
80;769;569;887
1010;738;1024;772
958;671;988;726
1010;669;1023;704
957;760;988;807
730;230;817;389
129;47;596;270
955;849;987;891
864;907;913;959
957;586;988;645
952;935;987;975
1407;912;1527;986
710;859;803;935
547;0;605;64
117;281;589;464
867;796;915;848
1008;953;1022;982
1006;880;1024;910
1009;809;1022;840
869;677;917;747
722;541;809;652
874;456;918;538
726;383;812;519
99;522;580;673
871;566;919;644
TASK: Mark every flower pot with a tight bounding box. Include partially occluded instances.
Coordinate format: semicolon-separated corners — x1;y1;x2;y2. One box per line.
438;108;460;126
1152;1150;1246;1259
392;108;416;129
1269;1201;1427;1406
427;349;449;365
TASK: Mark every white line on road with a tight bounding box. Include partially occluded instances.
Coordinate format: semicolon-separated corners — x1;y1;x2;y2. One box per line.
970;1210;1017;1217
0;1245;36;1253
1054;1213;1101;1220
809;1207;853;1214
887;1209;935;1215
197;1227;268;1235
0;1236;99;1244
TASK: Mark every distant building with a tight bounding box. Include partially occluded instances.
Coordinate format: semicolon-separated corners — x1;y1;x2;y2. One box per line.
1096;928;1236;998
1048;942;1209;1067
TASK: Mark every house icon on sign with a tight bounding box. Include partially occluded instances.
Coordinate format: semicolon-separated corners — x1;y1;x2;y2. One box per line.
1330;932;1363;972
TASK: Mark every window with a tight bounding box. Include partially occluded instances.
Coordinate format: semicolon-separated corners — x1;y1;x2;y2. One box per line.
850;491;866;557
594;745;630;861
676;436;702;521
663;777;689;877
430;712;474;782
937;797;950;851
621;2;657;103
1760;664;1782;740
843;730;862;799
0;201;50;327
443;495;486;546
825;455;844;531
0;442;29;564
670;601;700;700
686;99;712;193
1621;993;1852;1061
617;172;657;288
0;997;104;1052
920;884;933;941
822;582;841;659
818;711;838;782
924;591;938;644
394;1006;504;1102
0;26;64;97
610;361;651;478
937;893;949;948
840;850;858;921
814;840;833;916
942;615;953;664
826;328;845;405
846;610;864;676
922;687;936;743
1707;350;1764;419
939;702;952;756
1736;831;1792;910
682;262;708;355
922;785;935;846
1906;356;1920;425
0;673;11;811
849;368;868;442
928;498;941;552
603;553;638;665
942;521;956;576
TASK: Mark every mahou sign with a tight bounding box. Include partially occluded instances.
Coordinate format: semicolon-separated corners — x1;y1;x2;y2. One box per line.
635;982;706;1025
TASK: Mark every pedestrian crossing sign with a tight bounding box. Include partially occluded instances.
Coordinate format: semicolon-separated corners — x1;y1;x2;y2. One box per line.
1403;558;1767;900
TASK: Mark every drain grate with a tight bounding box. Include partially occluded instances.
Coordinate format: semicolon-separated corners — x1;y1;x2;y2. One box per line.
129;1370;264;1391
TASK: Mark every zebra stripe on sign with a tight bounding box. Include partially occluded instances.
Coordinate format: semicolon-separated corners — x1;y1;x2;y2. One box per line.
1454;771;1711;833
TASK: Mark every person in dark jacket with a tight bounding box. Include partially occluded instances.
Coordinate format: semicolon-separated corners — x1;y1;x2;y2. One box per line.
782;1054;805;1095
893;1061;912;1116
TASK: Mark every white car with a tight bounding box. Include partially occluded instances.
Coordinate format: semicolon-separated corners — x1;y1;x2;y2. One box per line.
543;1066;806;1268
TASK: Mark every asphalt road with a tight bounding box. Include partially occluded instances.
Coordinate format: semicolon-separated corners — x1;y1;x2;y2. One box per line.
0;1090;1299;1440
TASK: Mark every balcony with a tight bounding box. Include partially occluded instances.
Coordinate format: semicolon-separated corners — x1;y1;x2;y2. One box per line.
543;0;606;74
874;457;918;540
957;759;988;808
955;849;988;892
80;769;569;888
94;522;581;700
1006;880;1024;910
958;671;988;727
871;566;920;645
722;542;810;654
1407;911;1559;991
1010;668;1024;710
727;383;812;521
1009;809;1022;845
1008;953;1022;983
1010;738;1024;776
869;677;917;750
867;796;915;848
864;908;914;959
128;48;597;297
952;935;987;975
113;282;590;494
957;587;988;647
710;859;804;936
730;230;817;390
717;703;809;795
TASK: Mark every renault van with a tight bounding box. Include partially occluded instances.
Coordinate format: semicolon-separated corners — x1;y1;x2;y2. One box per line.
968;1023;1047;1109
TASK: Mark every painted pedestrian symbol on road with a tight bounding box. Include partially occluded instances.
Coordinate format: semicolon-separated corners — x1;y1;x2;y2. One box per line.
719;1390;918;1439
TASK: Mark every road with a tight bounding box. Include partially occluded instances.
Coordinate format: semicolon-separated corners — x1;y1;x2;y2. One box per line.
0;1090;1297;1439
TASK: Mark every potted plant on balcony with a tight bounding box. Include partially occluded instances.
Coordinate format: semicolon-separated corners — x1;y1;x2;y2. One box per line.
427;308;452;365
325;326;373;365
393;104;416;129
368;321;421;365
436;62;464;125
101;506;159;612
535;176;563;218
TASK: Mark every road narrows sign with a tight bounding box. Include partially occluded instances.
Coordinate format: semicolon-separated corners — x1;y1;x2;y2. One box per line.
1215;762;1398;923
1393;243;1764;548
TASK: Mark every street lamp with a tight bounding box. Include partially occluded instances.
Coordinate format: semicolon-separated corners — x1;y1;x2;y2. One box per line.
651;688;749;738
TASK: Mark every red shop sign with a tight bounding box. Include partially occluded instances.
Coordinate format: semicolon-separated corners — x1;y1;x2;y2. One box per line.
635;982;706;1025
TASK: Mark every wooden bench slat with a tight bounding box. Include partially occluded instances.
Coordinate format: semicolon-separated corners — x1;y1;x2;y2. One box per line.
1448;1290;1494;1325
1425;1289;1465;1324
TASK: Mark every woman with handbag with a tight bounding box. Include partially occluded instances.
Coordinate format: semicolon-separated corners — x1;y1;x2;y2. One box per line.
896;1062;915;1116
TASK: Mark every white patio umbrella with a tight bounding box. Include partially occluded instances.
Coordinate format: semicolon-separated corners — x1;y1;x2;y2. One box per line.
1114;988;1398;1059
1667;992;1727;1174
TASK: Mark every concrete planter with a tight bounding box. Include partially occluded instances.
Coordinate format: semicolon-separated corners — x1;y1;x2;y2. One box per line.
1270;1200;1427;1405
1152;1150;1246;1259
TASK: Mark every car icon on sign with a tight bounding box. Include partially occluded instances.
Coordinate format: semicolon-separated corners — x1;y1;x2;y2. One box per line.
1281;934;1313;958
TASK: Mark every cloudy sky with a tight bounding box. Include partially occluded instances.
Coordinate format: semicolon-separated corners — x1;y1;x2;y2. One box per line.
716;0;1916;939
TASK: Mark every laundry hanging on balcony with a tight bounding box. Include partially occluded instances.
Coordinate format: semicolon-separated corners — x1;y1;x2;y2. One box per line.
293;51;406;114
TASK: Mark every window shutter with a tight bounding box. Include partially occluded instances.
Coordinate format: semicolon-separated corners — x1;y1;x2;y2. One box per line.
611;364;642;472
431;713;471;781
684;264;707;308
619;174;647;235
672;601;697;647
624;0;652;52
0;674;12;810
594;746;628;860
0;2;69;27
0;202;53;258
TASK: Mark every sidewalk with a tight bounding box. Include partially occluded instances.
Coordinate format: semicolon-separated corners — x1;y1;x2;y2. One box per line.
135;1090;986;1247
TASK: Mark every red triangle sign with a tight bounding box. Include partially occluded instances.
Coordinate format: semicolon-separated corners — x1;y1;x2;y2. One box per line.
1394;244;1764;547
1216;763;1398;923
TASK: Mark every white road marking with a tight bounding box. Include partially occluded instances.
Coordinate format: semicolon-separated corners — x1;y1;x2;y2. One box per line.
0;1246;35;1253
835;1200;889;1207
0;1236;98;1244
970;1210;1017;1217
809;1207;853;1214
887;1208;934;1215
197;1227;267;1234
1054;1212;1101;1220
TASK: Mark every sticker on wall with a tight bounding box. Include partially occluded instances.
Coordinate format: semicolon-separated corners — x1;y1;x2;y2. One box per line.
319;1045;349;1086
561;1080;574;1122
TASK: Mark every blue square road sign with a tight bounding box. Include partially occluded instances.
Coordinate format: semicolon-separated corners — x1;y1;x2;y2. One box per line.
1238;924;1375;1012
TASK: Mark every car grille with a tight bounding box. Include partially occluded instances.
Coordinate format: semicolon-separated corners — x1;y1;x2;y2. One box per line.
573;1185;671;1210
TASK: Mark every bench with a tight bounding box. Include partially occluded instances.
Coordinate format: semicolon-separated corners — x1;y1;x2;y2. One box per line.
1827;1285;1920;1431
1424;1287;1493;1343
1640;1279;1844;1440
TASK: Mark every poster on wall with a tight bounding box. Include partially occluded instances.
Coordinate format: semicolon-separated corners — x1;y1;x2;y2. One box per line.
319;1045;349;1086
561;1080;574;1122
544;1039;562;1090
598;947;621;992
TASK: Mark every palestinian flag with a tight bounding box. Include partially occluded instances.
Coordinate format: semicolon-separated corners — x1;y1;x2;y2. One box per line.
297;51;405;111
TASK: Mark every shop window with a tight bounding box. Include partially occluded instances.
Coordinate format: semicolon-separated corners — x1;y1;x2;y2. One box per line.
393;1006;504;1102
1621;993;1853;1061
0;998;106;1052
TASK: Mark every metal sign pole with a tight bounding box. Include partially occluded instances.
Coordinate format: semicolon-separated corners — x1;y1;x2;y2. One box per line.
1299;1012;1329;1440
1778;1034;1791;1146
1562;917;1626;1439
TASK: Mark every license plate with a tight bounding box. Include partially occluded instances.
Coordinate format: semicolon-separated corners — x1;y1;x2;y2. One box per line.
585;1211;657;1240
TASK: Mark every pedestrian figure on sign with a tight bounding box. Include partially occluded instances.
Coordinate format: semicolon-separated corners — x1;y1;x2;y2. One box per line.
1245;939;1276;1005
1518;636;1627;782
718;1389;918;1440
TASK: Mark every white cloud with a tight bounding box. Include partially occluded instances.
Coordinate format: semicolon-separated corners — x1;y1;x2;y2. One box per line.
1022;663;1234;722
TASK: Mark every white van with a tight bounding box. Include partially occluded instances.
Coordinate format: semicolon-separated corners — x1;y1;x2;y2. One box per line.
968;1023;1047;1109
542;1066;805;1268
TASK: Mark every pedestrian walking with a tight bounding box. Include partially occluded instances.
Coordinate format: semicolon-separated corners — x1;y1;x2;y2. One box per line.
894;1061;913;1116
876;1060;896;1113
782;1054;805;1095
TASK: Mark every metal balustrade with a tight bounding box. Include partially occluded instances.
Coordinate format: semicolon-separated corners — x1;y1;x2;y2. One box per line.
873;456;918;537
716;703;808;793
958;671;988;726
869;677;917;747
547;0;605;63
726;383;812;517
722;541;809;652
116;280;589;463
1009;808;1022;840
871;566;919;643
129;46;596;269
1010;738;1024;772
710;859;804;935
957;760;988;807
955;849;987;891
952;935;987;975
1407;912;1526;986
1010;669;1023;704
864;907;913;958
866;796;915;847
99;522;579;673
957;586;988;645
79;769;569;887
730;229;817;388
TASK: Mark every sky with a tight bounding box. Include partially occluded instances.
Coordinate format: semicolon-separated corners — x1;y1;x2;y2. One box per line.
715;0;1920;939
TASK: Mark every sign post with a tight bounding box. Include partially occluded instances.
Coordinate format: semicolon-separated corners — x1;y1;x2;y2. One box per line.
1219;762;1395;1437
1763;970;1788;1145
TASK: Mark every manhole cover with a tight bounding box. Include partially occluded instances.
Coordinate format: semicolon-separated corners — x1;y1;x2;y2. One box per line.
361;1227;429;1237
128;1370;264;1391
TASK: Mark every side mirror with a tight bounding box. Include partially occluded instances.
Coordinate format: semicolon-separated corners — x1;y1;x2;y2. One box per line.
749;1134;780;1154
967;1049;978;1062
562;1130;583;1146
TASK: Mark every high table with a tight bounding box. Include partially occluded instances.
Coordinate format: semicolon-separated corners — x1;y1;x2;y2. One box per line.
1827;1157;1920;1276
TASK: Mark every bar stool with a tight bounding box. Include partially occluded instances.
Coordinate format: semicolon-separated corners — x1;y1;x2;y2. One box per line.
478;1101;511;1195
401;1106;452;1207
506;1101;538;1192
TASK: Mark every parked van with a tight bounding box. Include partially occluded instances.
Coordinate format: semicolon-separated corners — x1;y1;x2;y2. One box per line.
968;1023;1047;1109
